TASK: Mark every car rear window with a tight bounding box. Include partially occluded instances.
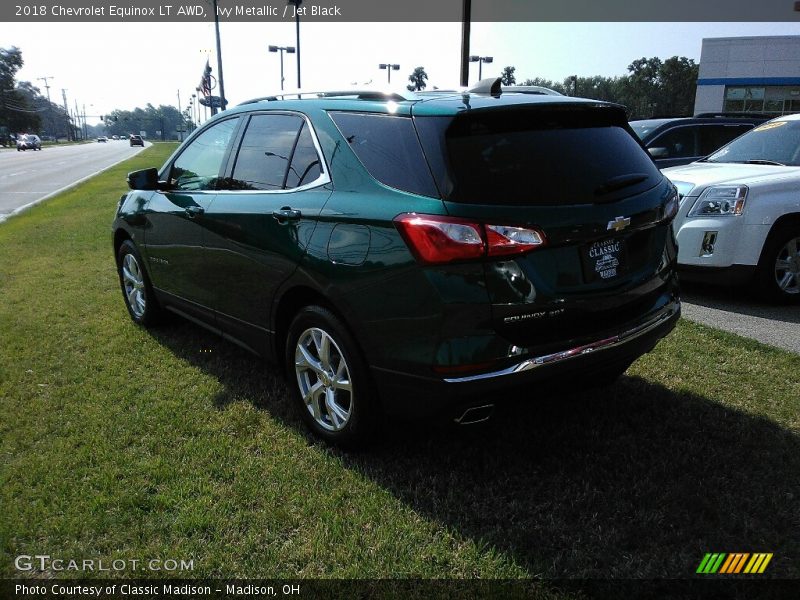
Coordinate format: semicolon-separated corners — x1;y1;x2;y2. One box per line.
414;107;662;205
328;112;439;198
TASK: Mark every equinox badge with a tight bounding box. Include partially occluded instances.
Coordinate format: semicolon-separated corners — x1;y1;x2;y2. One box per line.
607;216;631;232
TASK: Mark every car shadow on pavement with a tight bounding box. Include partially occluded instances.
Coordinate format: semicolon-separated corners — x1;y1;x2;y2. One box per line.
681;281;800;324
147;320;800;581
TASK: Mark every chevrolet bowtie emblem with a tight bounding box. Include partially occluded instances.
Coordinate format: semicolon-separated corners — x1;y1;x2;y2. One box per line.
607;216;631;232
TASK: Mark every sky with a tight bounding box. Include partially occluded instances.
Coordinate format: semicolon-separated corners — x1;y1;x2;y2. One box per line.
4;21;800;125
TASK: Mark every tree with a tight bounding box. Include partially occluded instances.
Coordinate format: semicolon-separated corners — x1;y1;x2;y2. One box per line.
501;66;516;86
520;55;699;119
407;67;428;92
0;47;41;137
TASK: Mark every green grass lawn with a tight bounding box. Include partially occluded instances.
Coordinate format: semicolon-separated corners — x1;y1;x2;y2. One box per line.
1;145;798;588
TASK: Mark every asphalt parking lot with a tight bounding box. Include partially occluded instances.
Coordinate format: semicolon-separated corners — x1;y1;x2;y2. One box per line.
680;282;800;354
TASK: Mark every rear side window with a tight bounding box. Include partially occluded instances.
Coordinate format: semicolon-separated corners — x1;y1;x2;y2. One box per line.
230;114;304;190
651;127;697;158
698;124;751;156
415;108;662;205
328;112;439;197
285;123;323;188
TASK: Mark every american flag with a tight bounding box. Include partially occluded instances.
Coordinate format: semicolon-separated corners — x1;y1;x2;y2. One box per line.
200;59;212;97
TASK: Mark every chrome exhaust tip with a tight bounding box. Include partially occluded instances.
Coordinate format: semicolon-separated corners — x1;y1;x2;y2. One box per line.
454;404;495;425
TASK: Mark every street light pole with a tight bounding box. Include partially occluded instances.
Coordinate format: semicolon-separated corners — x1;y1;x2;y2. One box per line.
469;55;493;81
460;0;471;87
287;0;303;88
269;45;296;90
378;63;400;84
212;0;227;111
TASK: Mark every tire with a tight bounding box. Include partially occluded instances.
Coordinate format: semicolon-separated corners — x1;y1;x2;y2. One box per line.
116;240;163;325
755;225;800;304
285;305;379;447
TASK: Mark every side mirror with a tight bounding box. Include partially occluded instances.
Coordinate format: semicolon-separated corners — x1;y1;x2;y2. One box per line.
127;168;159;190
648;147;669;159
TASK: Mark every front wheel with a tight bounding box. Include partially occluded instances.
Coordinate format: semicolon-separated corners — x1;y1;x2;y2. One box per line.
285;306;379;447
116;240;163;325
756;226;800;303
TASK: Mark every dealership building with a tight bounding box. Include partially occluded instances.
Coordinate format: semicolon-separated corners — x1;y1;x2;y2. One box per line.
694;35;800;116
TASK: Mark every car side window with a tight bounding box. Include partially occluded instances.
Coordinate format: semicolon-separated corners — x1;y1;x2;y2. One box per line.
328;112;439;197
169;118;239;191
698;125;752;156
285;122;323;188
651;127;696;158
228;114;306;190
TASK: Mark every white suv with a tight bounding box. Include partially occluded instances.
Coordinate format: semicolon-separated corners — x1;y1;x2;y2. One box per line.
664;115;800;303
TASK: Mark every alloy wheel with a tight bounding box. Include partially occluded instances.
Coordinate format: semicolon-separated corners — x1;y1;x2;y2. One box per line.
121;253;147;318
294;327;353;432
774;235;800;295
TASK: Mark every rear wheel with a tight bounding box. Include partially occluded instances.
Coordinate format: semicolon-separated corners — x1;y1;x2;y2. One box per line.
117;240;163;325
756;225;800;303
285;306;378;447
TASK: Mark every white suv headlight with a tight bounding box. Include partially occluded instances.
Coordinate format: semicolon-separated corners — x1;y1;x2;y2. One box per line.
688;185;748;217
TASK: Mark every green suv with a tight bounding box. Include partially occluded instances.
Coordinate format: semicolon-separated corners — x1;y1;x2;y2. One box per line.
113;82;680;445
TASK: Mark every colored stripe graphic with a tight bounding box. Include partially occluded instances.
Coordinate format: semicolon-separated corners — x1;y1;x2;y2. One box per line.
698;552;773;574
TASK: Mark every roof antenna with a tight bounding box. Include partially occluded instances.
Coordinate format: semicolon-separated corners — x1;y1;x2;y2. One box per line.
465;77;502;95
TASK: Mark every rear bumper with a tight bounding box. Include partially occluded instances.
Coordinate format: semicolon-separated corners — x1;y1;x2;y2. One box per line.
372;297;680;419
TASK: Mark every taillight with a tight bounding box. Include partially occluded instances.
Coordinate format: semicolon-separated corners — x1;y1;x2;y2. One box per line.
393;213;546;265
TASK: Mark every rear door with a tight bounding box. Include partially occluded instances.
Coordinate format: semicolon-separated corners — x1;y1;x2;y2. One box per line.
201;111;332;355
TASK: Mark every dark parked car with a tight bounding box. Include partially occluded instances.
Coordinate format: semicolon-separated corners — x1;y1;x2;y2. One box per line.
630;113;771;168
113;81;680;445
129;135;144;147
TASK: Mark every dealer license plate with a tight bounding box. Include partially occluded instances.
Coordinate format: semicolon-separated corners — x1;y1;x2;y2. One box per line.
581;237;627;282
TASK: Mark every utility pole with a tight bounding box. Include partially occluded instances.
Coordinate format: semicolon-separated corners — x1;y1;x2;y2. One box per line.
61;89;70;141
37;76;56;143
74;100;81;140
177;89;183;141
82;104;88;140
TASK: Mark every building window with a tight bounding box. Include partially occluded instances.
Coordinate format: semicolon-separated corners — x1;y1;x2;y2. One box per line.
724;87;765;113
724;86;800;115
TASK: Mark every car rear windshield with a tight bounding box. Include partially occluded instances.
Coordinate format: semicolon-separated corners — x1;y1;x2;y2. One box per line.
414;107;662;205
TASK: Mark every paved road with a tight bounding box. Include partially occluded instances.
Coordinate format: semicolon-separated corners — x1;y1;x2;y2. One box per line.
681;283;800;354
0;141;147;223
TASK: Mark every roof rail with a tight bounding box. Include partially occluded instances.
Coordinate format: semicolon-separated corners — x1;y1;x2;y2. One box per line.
237;88;419;106
693;111;773;119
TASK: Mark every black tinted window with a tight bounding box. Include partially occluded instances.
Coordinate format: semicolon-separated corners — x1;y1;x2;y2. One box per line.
229;114;304;190
651;127;697;158
285;123;323;188
170;118;238;191
415;108;662;205
329;112;439;197
698;124;751;156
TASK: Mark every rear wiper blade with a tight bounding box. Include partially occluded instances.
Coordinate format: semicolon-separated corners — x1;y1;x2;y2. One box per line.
594;173;649;196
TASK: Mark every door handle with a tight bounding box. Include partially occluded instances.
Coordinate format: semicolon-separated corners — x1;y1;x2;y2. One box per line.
272;207;302;222
185;205;205;217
